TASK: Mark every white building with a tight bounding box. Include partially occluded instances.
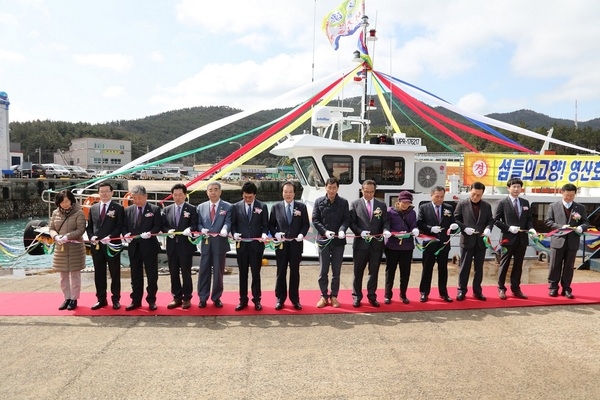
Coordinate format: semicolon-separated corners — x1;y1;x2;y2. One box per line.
57;138;132;170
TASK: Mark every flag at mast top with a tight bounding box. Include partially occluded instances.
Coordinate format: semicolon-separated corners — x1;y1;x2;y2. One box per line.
322;0;365;50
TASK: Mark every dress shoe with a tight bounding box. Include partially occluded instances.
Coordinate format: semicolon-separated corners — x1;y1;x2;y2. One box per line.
330;297;340;308
58;300;70;310
254;303;263;311
182;300;191;309
148;303;157;311
126;303;141;311
214;299;223;308
235;303;248;311
439;295;453;303
564;290;574;299
549;289;558;297
293;303;302;310
167;299;183;309
199;300;207;308
512;290;528;299
91;300;108;310
384;298;391;305
473;293;487;301
456;293;465;301
67;300;77;310
353;300;361;308
368;299;380;308
112;301;121;310
316;297;328;308
419;294;428;303
498;289;507;300
275;302;283;310
401;297;410;304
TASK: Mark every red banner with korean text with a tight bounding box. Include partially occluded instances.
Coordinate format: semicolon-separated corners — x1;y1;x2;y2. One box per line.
463;153;600;188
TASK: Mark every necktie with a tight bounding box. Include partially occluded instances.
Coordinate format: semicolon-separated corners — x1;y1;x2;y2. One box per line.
286;204;292;224
175;206;181;226
436;205;441;223
247;204;252;222
210;204;216;223
136;207;143;228
367;200;372;219
513;199;520;218
100;203;106;222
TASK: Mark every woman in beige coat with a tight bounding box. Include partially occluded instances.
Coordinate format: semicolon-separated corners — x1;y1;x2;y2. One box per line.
49;190;87;310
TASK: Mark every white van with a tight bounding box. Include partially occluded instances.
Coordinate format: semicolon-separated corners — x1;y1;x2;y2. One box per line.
222;172;241;181
42;164;70;178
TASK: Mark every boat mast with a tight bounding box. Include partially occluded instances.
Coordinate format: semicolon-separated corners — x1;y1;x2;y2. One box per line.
359;15;369;144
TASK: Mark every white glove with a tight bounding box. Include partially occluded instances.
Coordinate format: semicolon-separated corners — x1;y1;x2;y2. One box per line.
54;235;66;244
219;228;228;237
509;226;520;234
411;228;420;237
383;230;392;239
483;228;491;237
140;232;152;239
167;229;175;239
464;227;475;236
338;230;346;239
431;226;442;234
575;226;583;234
325;230;335;239
122;233;133;244
528;228;537;236
233;232;242;240
450;223;459;231
90;235;98;245
182;227;192;237
261;233;268;241
296;234;304;242
100;236;111;244
562;224;570;229
275;232;285;240
360;230;371;239
201;228;209;235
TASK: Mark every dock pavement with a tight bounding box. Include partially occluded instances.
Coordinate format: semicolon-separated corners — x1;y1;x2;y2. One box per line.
1;259;599;399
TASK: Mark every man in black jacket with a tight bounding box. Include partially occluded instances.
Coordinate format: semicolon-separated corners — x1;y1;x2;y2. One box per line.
312;177;350;308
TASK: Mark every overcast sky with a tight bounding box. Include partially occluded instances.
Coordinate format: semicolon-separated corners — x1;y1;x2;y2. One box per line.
1;0;599;124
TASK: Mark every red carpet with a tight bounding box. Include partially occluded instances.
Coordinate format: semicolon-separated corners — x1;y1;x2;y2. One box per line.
1;282;599;316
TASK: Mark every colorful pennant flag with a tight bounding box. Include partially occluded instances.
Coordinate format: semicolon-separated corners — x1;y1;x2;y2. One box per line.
322;0;365;50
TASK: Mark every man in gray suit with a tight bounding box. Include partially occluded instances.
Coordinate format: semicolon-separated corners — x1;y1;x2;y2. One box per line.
196;181;232;308
493;177;537;300
454;181;494;301
545;183;589;299
349;180;391;308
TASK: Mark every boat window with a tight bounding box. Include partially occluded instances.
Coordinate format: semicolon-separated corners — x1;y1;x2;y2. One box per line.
359;156;405;185
296;157;324;187
322;155;353;185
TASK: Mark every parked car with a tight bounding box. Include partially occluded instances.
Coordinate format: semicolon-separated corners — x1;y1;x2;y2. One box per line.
86;169;97;178
162;169;181;180
42;163;70;178
9;164;46;178
95;170;111;177
65;165;89;179
140;169;164;180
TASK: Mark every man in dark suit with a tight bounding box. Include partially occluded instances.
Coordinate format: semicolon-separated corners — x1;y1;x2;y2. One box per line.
162;183;198;310
269;181;310;311
196;181;232;308
454;181;494;301
349;179;391;308
122;185;162;311
86;183;124;310
493;178;536;300
231;182;269;311
312;177;350;308
417;185;457;303
545;183;589;299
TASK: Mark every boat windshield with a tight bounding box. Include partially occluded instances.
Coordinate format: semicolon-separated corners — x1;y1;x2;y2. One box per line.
295;157;324;187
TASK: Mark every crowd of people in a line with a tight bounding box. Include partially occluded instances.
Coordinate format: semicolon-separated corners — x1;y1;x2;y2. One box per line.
48;177;589;311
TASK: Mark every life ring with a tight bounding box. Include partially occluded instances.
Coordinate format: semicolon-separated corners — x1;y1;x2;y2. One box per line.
122;192;132;208
82;194;101;219
23;219;48;256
